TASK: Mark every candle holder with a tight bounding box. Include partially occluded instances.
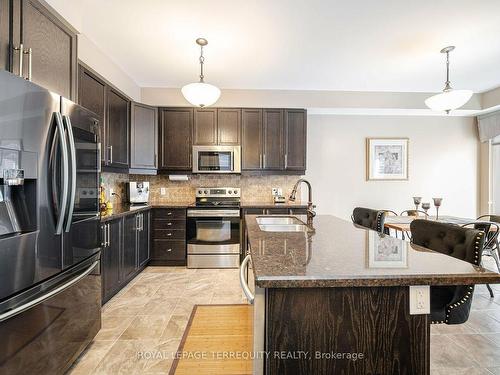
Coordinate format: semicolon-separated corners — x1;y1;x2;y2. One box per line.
432;198;443;220
421;203;431;218
413;196;422;212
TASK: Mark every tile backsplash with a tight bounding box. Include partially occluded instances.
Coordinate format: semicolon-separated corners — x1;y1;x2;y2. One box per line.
102;172;303;204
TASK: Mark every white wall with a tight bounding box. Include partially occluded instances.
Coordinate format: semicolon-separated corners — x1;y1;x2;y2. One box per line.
78;35;141;101
44;0;141;101
304;115;479;220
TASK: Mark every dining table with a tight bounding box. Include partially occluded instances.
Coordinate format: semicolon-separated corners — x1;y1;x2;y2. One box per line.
384;215;477;233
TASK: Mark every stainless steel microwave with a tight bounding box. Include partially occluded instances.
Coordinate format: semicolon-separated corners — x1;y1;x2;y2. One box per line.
192;145;241;174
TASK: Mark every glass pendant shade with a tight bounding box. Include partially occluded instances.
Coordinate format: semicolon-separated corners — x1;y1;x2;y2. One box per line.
181;82;221;107
425;89;473;112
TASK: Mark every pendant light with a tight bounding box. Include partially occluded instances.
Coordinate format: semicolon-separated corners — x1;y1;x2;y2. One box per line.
425;46;472;114
181;38;221;107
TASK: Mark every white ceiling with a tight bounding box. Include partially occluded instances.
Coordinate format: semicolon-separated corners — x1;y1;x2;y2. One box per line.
65;0;500;92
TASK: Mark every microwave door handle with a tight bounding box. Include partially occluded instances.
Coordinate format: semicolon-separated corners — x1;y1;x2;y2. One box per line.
231;152;234;171
62;115;77;232
53;113;69;235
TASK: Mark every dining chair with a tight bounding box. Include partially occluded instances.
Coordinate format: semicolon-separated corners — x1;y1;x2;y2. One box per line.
382;210;399;238
462;220;500;298
410;219;485;324
476;215;500;273
351;207;386;233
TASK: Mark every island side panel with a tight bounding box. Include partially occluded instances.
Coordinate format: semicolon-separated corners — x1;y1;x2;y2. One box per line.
266;286;429;375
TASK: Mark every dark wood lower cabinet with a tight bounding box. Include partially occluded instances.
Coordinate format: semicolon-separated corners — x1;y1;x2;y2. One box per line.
122;214;138;281
266;287;429;375
101;218;122;303
150;208;187;266
101;210;150;304
138;211;150;267
0;0;10;71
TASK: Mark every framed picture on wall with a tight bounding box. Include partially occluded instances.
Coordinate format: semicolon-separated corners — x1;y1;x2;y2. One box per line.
367;231;408;268
366;138;409;180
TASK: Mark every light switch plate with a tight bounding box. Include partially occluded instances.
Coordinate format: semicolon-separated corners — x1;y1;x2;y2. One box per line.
409;285;430;315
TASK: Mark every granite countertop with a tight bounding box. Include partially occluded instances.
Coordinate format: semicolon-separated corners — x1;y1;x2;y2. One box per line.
100;202;194;221
245;214;500;288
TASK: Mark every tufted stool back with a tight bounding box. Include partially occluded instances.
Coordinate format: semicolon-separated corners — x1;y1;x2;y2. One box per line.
351;207;386;233
410;219;484;265
410;219;485;325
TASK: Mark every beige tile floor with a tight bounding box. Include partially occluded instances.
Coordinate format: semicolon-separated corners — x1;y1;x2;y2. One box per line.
68;258;500;375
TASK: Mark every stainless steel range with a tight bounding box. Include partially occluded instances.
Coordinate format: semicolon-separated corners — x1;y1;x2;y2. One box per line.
186;187;241;268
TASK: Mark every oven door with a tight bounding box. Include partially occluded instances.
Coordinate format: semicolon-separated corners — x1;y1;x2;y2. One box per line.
187;209;241;254
192;146;241;173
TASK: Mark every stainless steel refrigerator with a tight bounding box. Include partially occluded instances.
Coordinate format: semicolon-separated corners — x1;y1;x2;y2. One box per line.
0;69;102;374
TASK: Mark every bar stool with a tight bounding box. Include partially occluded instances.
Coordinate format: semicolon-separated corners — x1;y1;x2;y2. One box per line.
410;219;485;325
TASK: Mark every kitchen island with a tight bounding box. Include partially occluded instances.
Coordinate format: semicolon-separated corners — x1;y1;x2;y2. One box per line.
243;214;500;375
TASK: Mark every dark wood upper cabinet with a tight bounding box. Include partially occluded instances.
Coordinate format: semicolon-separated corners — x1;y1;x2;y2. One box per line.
106;88;130;168
130;102;157;172
193;108;218;145
284;109;307;171
217;108;241;145
241;109;263;170
193;108;241;146
159;108;193;170
78;64;131;171
0;0;10;71
262;109;284;170
10;0;77;99
78;66;106;164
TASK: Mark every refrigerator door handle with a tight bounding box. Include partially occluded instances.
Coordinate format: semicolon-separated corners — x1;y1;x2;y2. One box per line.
53;112;69;235
0;260;99;322
62;115;77;232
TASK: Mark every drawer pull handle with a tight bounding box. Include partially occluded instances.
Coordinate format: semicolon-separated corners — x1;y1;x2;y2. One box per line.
167;212;172;216
167;233;172;236
167;248;172;252
167;222;172;226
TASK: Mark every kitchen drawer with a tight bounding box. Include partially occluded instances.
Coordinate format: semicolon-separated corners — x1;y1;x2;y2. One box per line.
153;208;186;220
242;208;265;215
152;240;186;261
187;254;239;268
152;219;185;230
265;208;291;215
153;229;186;240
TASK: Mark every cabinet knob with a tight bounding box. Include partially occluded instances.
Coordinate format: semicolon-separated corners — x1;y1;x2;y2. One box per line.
167;212;172;216
167;248;172;252
167;233;172;236
167;222;172;226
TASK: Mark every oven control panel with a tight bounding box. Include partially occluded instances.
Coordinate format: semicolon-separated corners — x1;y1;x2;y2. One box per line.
196;187;241;198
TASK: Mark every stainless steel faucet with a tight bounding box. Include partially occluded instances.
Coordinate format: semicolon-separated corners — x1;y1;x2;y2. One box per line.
289;178;316;226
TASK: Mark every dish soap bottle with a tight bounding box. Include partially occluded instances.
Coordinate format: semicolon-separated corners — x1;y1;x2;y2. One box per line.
99;177;107;213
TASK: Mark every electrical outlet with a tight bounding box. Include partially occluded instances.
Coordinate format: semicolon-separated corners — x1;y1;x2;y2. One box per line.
409;286;430;315
160;187;167;196
272;188;283;196
109;188;114;196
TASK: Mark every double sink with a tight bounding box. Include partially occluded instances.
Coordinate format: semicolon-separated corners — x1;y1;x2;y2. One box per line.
256;216;310;232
